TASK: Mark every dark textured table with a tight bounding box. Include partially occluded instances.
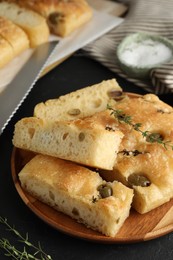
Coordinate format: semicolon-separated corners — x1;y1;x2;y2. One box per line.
0;54;173;260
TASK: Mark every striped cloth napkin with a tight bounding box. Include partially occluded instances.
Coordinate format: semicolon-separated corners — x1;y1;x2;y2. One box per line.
83;0;173;94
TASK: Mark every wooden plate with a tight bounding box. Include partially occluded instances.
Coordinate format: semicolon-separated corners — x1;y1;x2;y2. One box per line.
11;92;173;243
11;146;173;243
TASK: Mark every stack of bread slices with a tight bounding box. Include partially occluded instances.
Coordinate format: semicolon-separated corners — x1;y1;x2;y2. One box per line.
0;1;49;68
0;0;92;68
12;79;173;237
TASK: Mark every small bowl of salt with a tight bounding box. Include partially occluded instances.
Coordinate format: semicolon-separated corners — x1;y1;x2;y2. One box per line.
117;32;173;79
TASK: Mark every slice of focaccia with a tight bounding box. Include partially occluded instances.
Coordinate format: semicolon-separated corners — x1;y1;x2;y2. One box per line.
0;1;49;47
34;79;122;122
100;93;173;214
12;112;124;170
5;0;93;37
0;35;13;68
0;16;29;56
19;154;133;237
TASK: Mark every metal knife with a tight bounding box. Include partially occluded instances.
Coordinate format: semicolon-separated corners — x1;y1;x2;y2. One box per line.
0;41;58;134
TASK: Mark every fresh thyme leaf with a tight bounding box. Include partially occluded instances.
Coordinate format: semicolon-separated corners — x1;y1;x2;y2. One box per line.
0;217;52;260
118;149;147;156
107;105;173;150
133;123;142;131
146;133;163;143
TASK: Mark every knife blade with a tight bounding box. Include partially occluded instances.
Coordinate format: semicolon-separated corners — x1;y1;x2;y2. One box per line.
0;41;58;134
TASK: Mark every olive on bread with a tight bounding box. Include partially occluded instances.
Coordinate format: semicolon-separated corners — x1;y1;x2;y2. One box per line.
19;154;133;237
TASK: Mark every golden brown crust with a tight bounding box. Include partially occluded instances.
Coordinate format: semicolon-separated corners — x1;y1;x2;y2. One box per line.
34;79;121;122
0;1;49;47
6;0;93;36
19;154;133;237
111;94;173;151
6;0;91;16
0;35;13;68
0;16;29;56
100;93;173;214
22;154;103;196
12;114;123;170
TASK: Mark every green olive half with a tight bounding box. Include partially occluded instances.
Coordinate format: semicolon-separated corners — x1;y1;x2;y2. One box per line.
128;174;151;187
48;12;64;25
107;90;125;101
97;184;113;198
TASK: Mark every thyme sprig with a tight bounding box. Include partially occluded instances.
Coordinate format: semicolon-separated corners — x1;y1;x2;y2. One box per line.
0;217;52;260
0;238;36;260
118;149;147;157
107;105;173;150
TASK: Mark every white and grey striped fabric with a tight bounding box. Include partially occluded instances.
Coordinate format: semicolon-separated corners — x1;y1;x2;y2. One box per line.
83;0;173;94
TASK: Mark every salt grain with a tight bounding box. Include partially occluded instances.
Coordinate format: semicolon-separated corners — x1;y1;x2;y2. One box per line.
120;39;172;68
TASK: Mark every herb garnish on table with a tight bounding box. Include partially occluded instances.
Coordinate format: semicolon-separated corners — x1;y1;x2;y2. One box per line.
0;217;52;260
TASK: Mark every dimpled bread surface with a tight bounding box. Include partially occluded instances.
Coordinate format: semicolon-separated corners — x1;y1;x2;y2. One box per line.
4;0;93;36
34;79;122;122
19;154;133;237
0;16;29;56
0;1;49;47
100;94;173;213
12;112;124;170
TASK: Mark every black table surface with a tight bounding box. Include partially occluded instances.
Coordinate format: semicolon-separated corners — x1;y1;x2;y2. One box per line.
0;54;173;260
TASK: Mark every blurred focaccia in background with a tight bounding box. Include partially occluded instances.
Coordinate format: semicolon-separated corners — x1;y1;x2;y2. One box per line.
0;16;29;68
0;1;49;47
3;0;93;37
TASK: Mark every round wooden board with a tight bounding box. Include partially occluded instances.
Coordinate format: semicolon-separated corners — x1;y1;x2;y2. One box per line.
11;147;173;243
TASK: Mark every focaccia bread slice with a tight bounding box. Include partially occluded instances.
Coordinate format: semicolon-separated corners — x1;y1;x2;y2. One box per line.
5;0;93;37
105;93;173;152
12;112;124;170
19;154;133;237
0;35;13;68
101;143;173;214
0;16;29;56
100;93;173;214
0;1;49;47
34;79;122;122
